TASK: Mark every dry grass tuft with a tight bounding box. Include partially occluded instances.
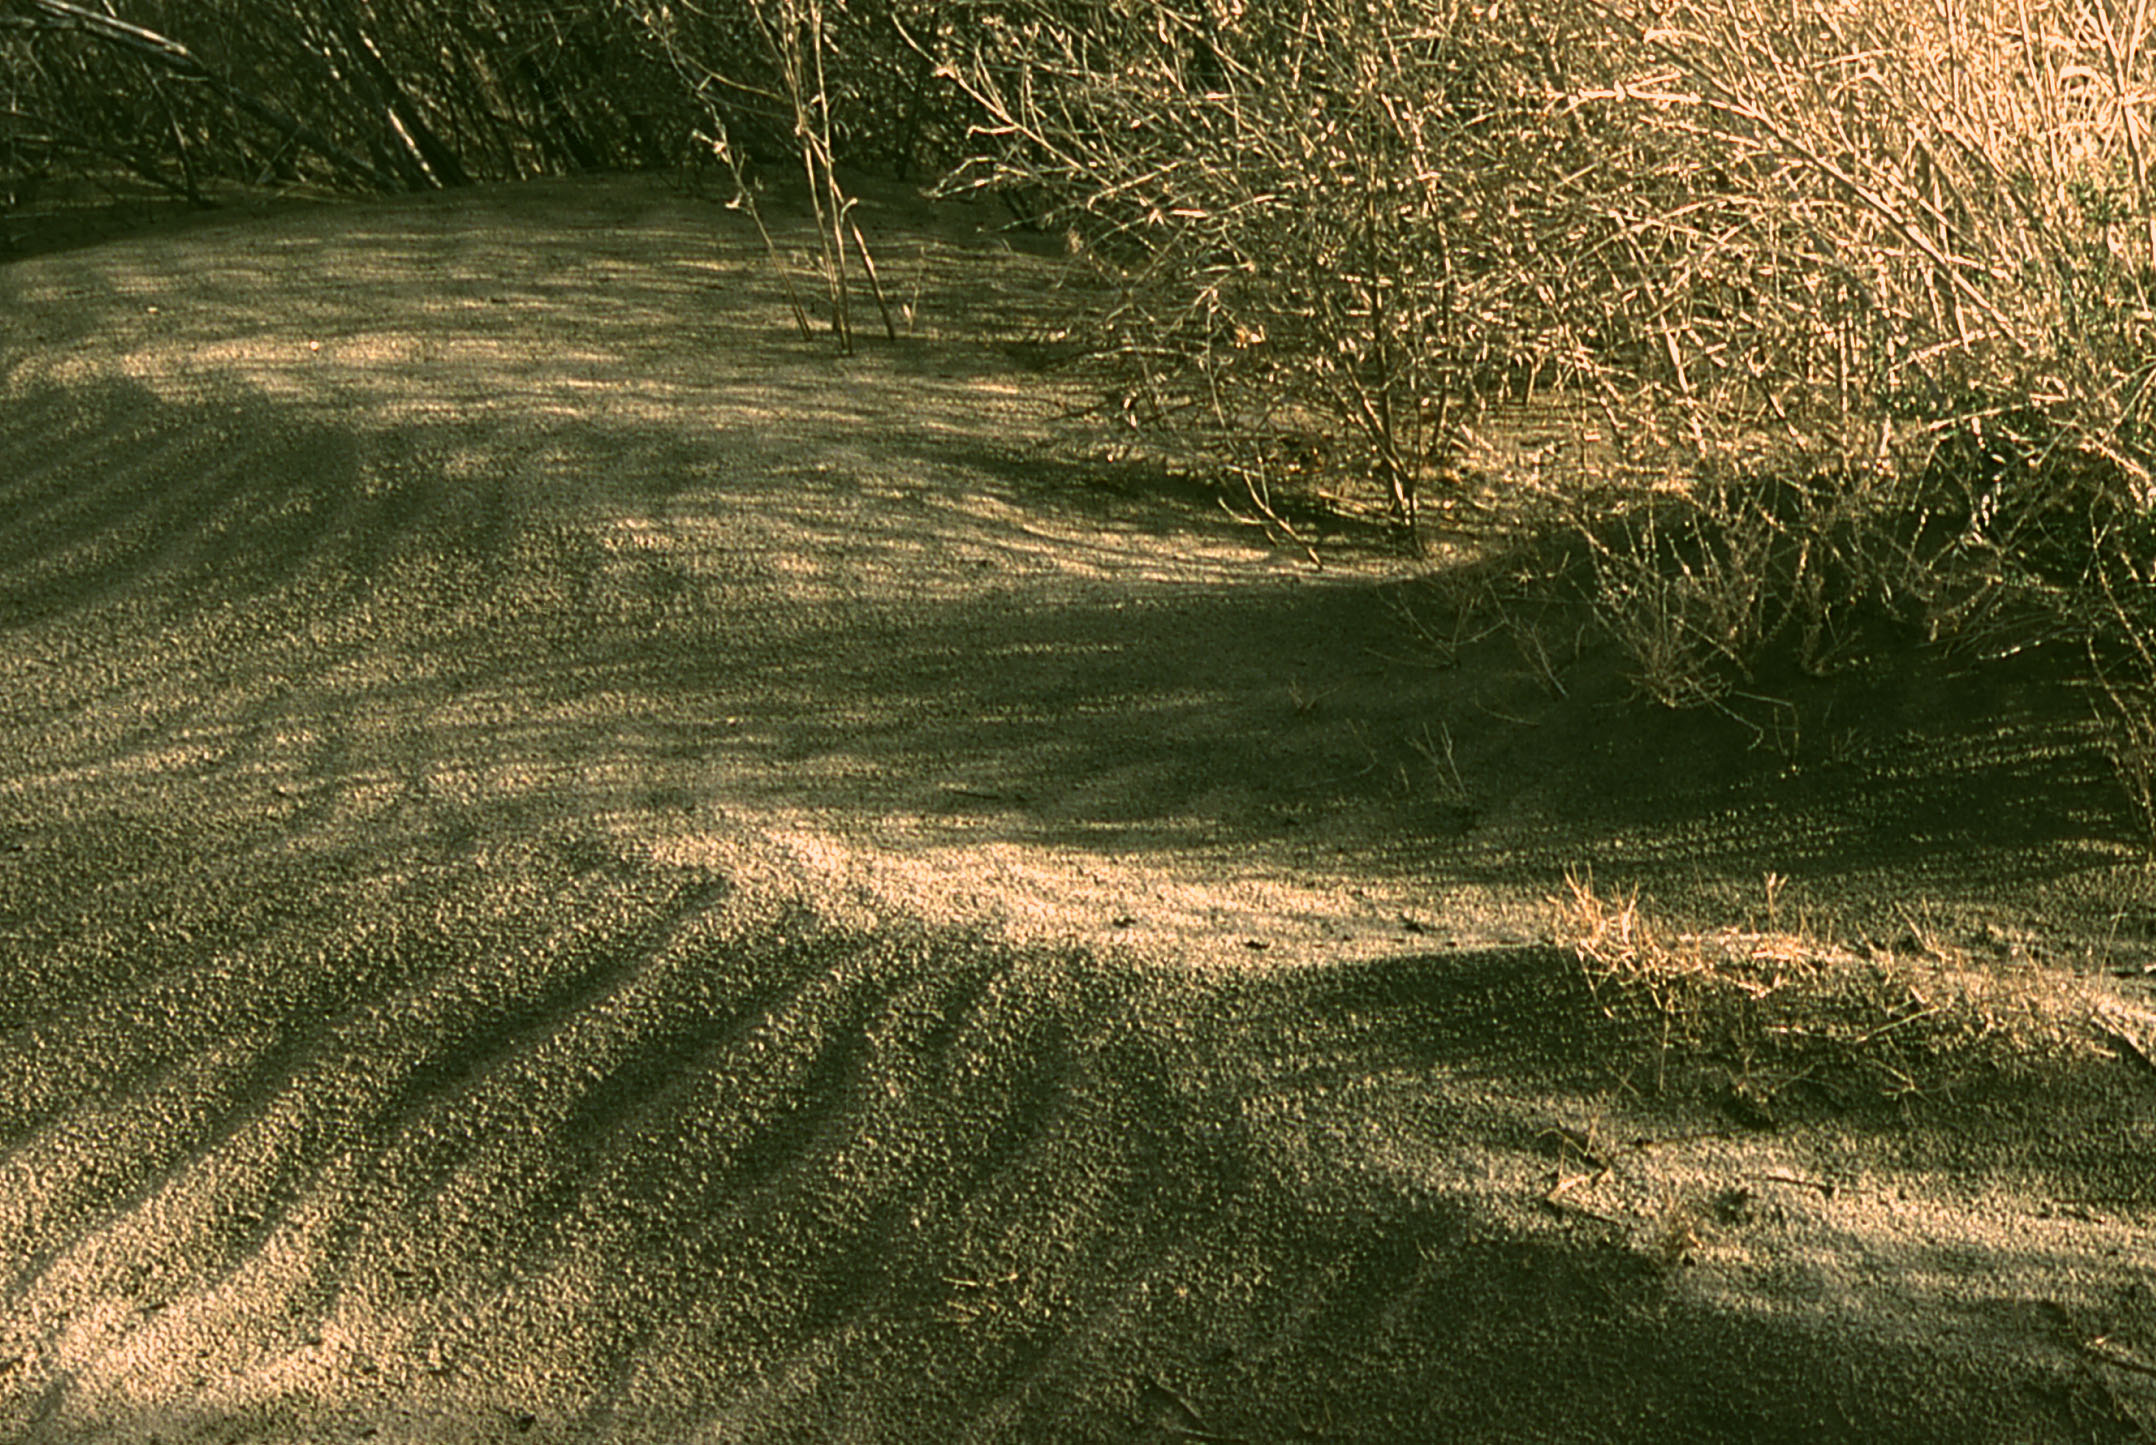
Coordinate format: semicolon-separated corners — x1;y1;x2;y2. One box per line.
1552;872;2102;1107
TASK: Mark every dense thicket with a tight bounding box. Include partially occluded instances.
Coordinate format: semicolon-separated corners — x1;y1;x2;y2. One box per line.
0;0;674;199
924;0;2156;825
0;0;962;209
6;0;2156;828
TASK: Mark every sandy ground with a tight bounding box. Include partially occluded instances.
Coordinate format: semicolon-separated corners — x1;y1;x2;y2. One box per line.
2;174;2156;1442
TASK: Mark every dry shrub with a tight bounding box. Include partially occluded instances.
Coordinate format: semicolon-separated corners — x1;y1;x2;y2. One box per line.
926;0;1619;539
1552;872;2100;1106
0;1;687;201
626;0;904;352
927;0;2156;825
1552;0;2156;728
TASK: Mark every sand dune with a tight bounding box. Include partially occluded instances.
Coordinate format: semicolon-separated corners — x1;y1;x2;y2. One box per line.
3;176;2155;1442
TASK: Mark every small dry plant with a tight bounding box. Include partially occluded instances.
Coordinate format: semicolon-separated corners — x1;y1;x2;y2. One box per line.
629;0;896;353
1552;871;2097;1105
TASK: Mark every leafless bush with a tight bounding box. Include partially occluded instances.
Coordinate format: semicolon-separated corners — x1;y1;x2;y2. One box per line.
1571;0;2156;716
931;0;2155;506
923;0;1631;543
925;0;2156;825
0;0;691;208
624;0;903;351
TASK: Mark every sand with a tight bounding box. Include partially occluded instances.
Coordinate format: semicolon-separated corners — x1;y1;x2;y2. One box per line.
1;173;2154;1442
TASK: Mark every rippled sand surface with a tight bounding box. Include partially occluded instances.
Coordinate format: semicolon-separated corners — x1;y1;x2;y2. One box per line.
3;176;2154;1442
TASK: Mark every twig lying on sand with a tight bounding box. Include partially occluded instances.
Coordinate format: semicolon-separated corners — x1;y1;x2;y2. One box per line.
1144;1376;1245;1443
1753;1172;1842;1198
2083;1339;2156;1380
1544;1169;1620;1222
2095;1016;2156;1077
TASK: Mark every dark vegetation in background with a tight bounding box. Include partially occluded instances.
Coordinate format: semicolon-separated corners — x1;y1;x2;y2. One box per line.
4;0;2155;837
0;0;959;211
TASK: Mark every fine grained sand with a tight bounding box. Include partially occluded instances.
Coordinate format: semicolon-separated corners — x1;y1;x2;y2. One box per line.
2;174;2154;1443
